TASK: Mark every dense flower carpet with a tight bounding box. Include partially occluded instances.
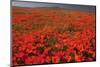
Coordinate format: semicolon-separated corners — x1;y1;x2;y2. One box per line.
12;7;96;66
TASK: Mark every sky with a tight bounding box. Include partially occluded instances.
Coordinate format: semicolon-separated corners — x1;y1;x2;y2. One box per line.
12;0;96;12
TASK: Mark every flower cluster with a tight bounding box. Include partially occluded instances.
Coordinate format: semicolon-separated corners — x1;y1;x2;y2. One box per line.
12;7;96;66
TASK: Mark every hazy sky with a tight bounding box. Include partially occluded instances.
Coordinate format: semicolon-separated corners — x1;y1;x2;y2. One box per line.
12;1;96;12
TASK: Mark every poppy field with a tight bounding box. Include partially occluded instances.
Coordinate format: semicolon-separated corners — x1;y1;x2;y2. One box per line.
12;6;96;66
